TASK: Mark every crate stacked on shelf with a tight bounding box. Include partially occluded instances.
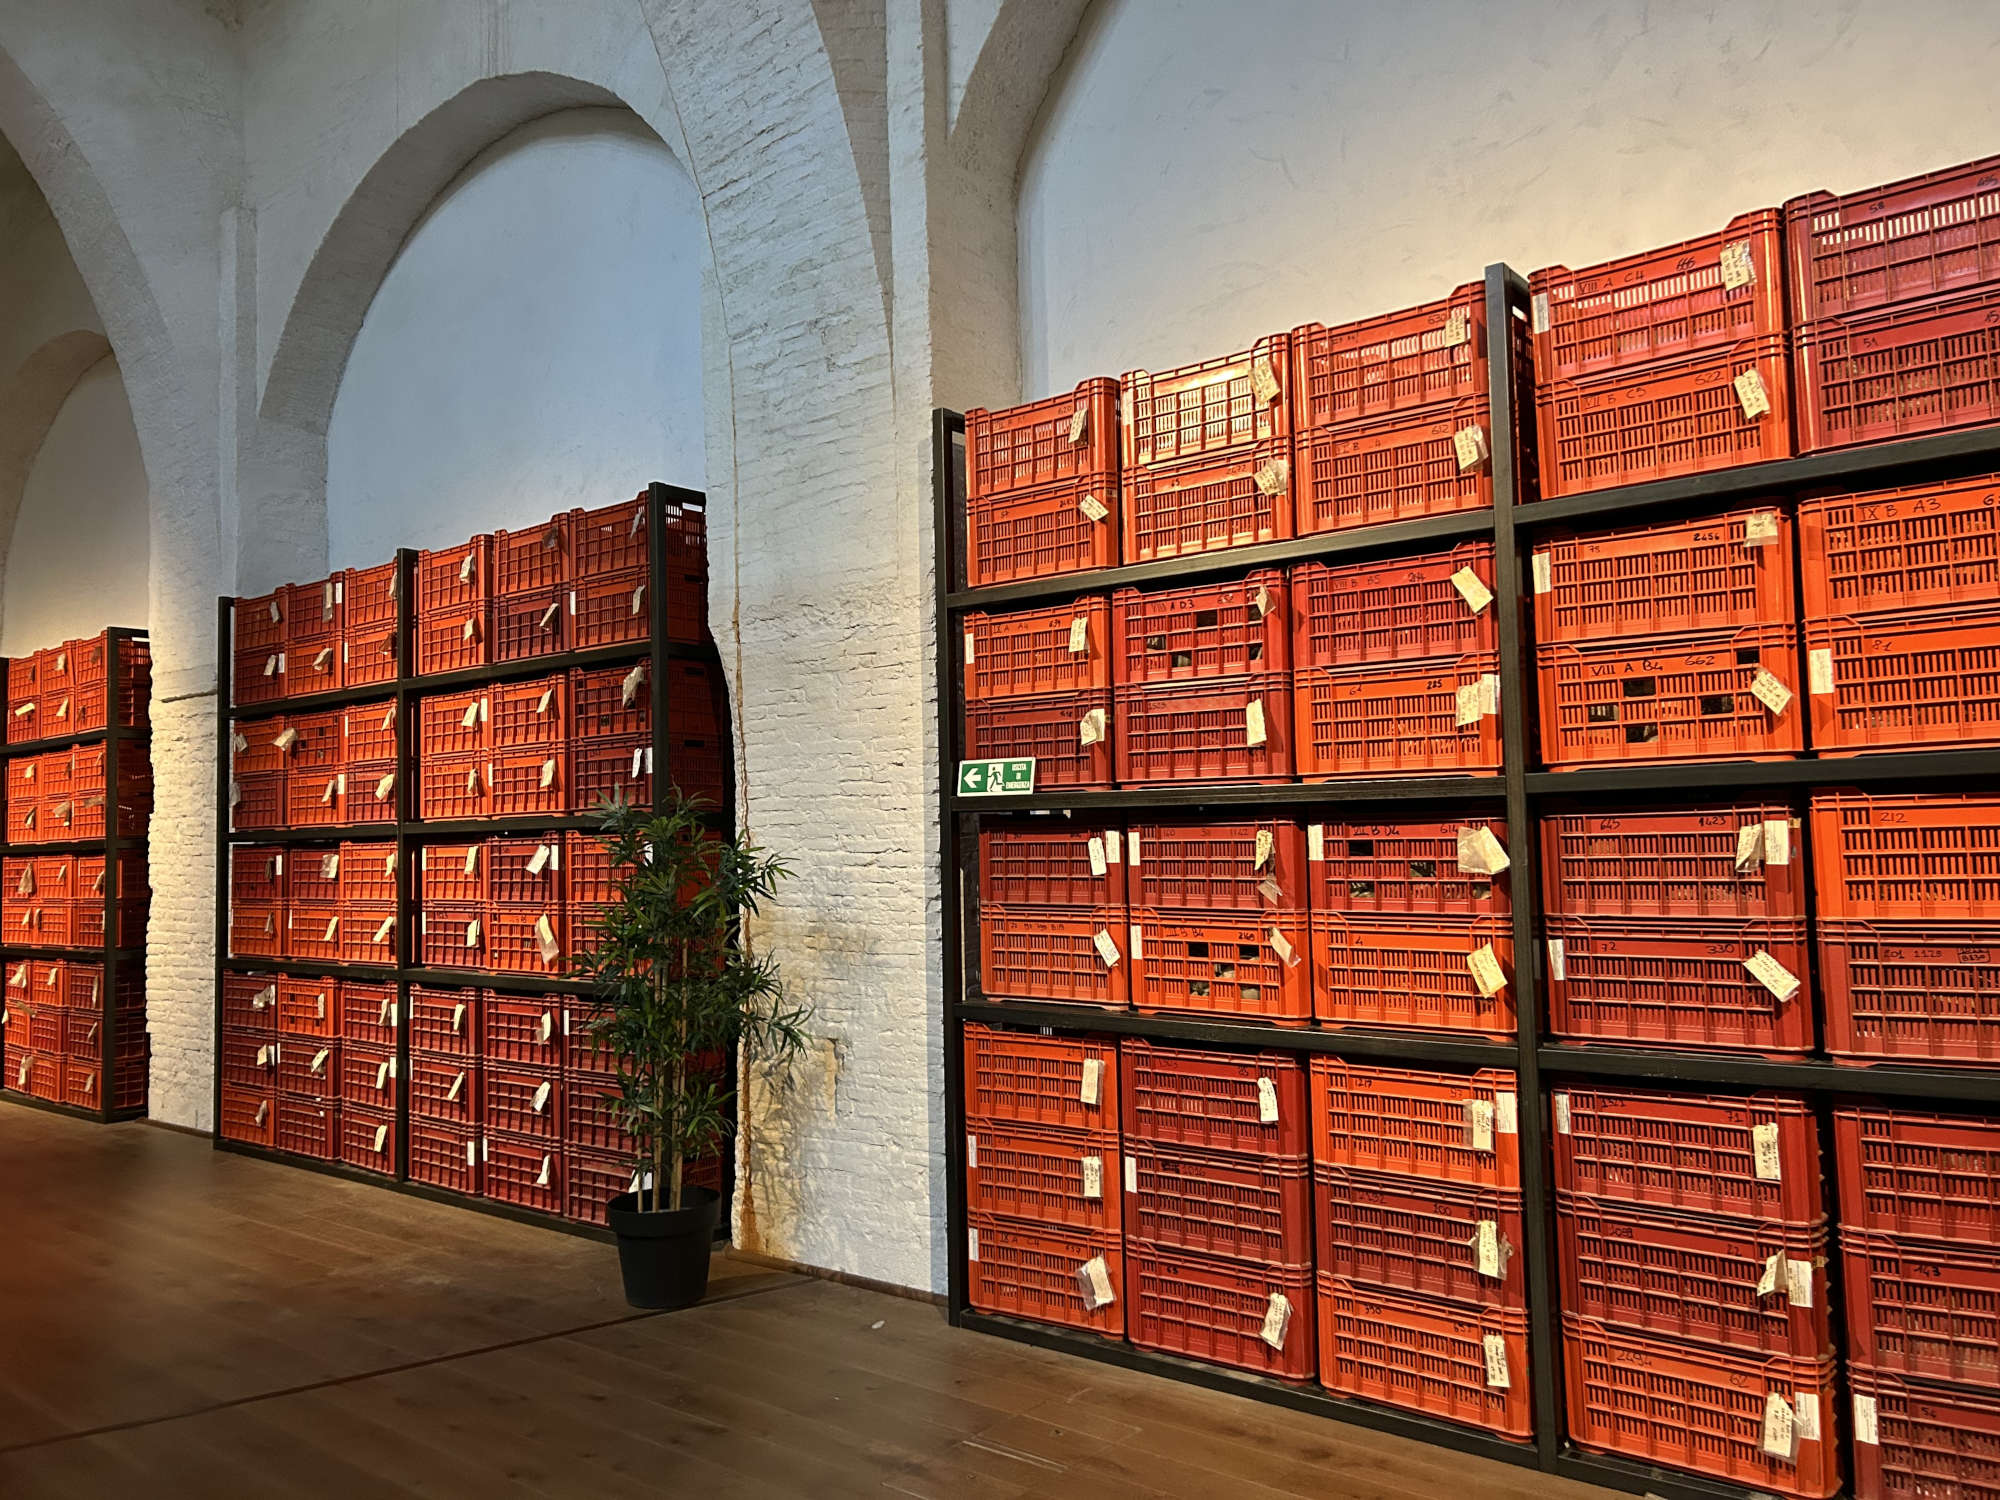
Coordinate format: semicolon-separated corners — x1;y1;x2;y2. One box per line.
217;970;399;1172
1122;1039;1313;1379
975;817;1126;1010
1540;804;1810;1056
1790;153;2000;454
416;830;625;977
962;381;1120;587
1291;284;1491;537
958;592;1113;791
0;628;151;1122
1811;790;2000;1066
233;563;399;706
1530;210;1792;497
961;1022;1124;1336
1533;506;1804;767
1313;1060;1529;1437
1553;1085;1840;1498
1836;1106;2000;1499
224;840;397;968
229;699;399;834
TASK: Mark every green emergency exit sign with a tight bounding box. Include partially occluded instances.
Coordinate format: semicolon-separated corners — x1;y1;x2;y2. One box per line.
957;758;1036;797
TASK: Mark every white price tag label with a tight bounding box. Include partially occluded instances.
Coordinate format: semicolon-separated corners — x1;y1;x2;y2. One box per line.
1466;1099;1495;1152
1786;1256;1813;1308
311;1048;330;1075
1068;616;1089;655
1077;1256;1115;1311
1745;949;1801;1002
1719;238;1757;289
1545;938;1566;982
1104;831;1121;863
1080;1057;1102;1106
1482;1333;1510;1389
622;662;645;705
532;1079;552;1112
1758;1251;1785;1297
1080;1156;1103;1200
535;915;561;963
1450;567;1493;613
1259;1292;1293;1351
1750;668;1793;716
1764;818;1792;866
1452;424;1490;471
1735;366;1772;419
1531;291;1550;333
375;1060;391;1092
1252;584;1273;619
373;1123;389;1154
526;843;552;876
536;1154;552;1189
1853;1393;1878;1445
1129;924;1144;960
1093;929;1120;968
1752;1121;1783;1181
1068;401;1088;444
1455;681;1482;727
447;1070;465;1103
1307;824;1324;861
1244;699;1267;747
1762;1390;1796;1461
1476;1219;1503;1279
1442;306;1471;348
1257;1077;1279;1124
967;1225;979;1262
1088;836;1108;877
1466;943;1506;997
1457;825;1511;876
1808;646;1835;695
1796;1390;1820;1443
1736;823;1766;870
965;1132;977;1170
1496;1092;1518;1134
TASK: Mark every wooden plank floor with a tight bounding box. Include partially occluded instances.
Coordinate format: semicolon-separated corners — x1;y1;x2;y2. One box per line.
0;1101;1619;1499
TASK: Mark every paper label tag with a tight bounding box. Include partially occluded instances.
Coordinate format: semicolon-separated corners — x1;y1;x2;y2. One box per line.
1752;1121;1783;1181
1735;366;1772;419
1250;354;1280;404
1257;1077;1279;1124
1495;1092;1518;1134
1758;1252;1785;1297
1080;1155;1103;1200
526;843;552;876
1442;306;1471;348
1450;567;1493;613
533;1079;552;1112
1787;1256;1813;1308
466;918;481;948
1078;708;1106;747
311;1047;330;1075
464;845;480;875
1736;822;1766;870
1764;818;1792;866
1077;1256;1115;1310
1554;1093;1572;1134
1260;1293;1293;1351
1476;1219;1502;1279
1124;1156;1138;1193
1531;291;1550;333
1068;616;1089;655
1307;824;1324;861
1745;949;1801;1002
1532;552;1552;594
375;1060;391;1092
1796;1390;1820;1443
446;1070;466;1103
1269;927;1298;966
1253;829;1274;869
376;772;395;802
1467;943;1506;997
1252;458;1289;496
1087;836;1108;878
1079;493;1109;523
451;1002;466;1033
540;757;557;788
1068;401;1088;444
1457;825;1511;876
1720;238;1757;289
1763;1390;1796;1461
1546;938;1567;982
622;662;645;705
1744;509;1779;547
373;914;394;944
274;727;300;752
1808;647;1835;695
536;915;560;963
966;1132;978;1170
1750;668;1793;716
1853;1393;1878;1445
1252;584;1273;619
1104;831;1121;864
1256;877;1283;905
967;1225;979;1262
1129;924;1144;960
1080;1057;1102;1105
539;1011;555;1044
1093;929;1120;967
1466;1099;1495;1152
1244;699;1267;747
1483;1334;1510;1389
1452;424;1490;471
1455;682;1482;727
372;1123;389;1154
536;1154;552;1188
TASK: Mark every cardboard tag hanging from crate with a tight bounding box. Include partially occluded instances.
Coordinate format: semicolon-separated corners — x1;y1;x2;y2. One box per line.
1068;402;1088;444
1735;367;1771;419
1076;1256;1115;1311
1482;1334;1510;1389
1745;949;1800;1002
1762;1390;1797;1461
1078;492;1109;523
1451;567;1492;613
1259;1292;1293;1351
1719;239;1757;289
1750;668;1793;716
1079;1057;1101;1105
1452;424;1489;471
1250;355;1280;405
1752;1121;1783;1180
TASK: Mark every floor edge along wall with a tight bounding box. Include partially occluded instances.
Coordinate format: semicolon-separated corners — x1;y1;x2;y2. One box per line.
941;153;2000;1500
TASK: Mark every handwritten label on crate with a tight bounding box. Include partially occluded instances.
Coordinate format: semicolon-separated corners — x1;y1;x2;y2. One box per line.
1093;929;1120;968
1466;1099;1495;1152
1253;829;1274;869
1080;1057;1102;1106
1260;1292;1293;1350
1068;615;1090;656
1079;492;1109;523
1244;699;1267;747
1457;825;1510;876
1745;949;1800;1003
1545;938;1566;982
1250;355;1280;405
1080;1155;1103;1200
1743;510;1779;547
1752;1121;1783;1181
1763;1392;1797;1460
1496;1091;1518;1134
1451;567;1493;614
1735;367;1772;420
1476;1219;1503;1279
1853;1393;1878;1445
1808;647;1835;695
1069;402;1089;445
1076;1255;1115;1311
1269;927;1298;967
1088;836;1108;878
1736;823;1766;870
1078;708;1107;747
1442;306;1471;348
1750;668;1793;716
1482;1334;1511;1389
1554;1093;1572;1134
1764;818;1791;866
1466;943;1506;997
1257;1077;1279;1124
1252;458;1289;496
1719;239;1757;290
1307;824;1325;861
1453;424;1490;472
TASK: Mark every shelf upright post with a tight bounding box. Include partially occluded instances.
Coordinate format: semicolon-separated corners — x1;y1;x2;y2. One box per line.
392;546;418;1182
933;407;972;1325
212;598;235;1141
1;653;10;1068
100;629;130;1119
1483;262;1560;1462
647;483;672;817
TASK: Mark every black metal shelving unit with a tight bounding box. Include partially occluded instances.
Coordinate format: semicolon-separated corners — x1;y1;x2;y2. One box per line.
0;626;152;1124
210;483;735;1243
935;266;2000;1500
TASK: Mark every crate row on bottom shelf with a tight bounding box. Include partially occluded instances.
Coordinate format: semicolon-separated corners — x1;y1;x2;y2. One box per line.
0;963;147;1113
961;1023;1529;1437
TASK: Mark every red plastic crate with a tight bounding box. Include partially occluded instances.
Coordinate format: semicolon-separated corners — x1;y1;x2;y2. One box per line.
419;905;485;968
409;1053;479;1125
420;689;487;761
339;700;396;766
658;499;708;647
1799;287;2000;452
273;1097;337;1160
963;689;1113;789
978;905;1128;1009
338;905;396;966
1841;1227;2000;1388
1122;336;1291;472
26;1005;60;1053
339;842;396;906
1541;805;1804;920
964;476;1119;589
569;569;649;652
1537;625;1804;768
482;995;564;1068
1126;1248;1313;1381
1120;441;1292;564
1547;915;1813;1056
1295;655;1502;777
1319;1275;1529;1437
221;973;278;1033
338;980;397;1047
487;677;564;750
1836;1106;2000;1247
571;663;652;740
285;846;339;907
1848;1364;2000;1500
1294;398;1493;538
570;735;648;812
285;769;347;828
284;577;342;644
488;749;564;818
1129;819;1307;913
1130;911;1310;1025
1787;154;2000;321
1821;917;2000;1065
570;497;651;581
1291;543;1496;671
1112;572;1287;686
338;1107;395;1176
564;833;617;907
1308;815;1510;919
961;598;1112;701
1811;791;2000;921
1558;1190;1829;1356
227;902;284;959
275;1036;337;1101
277;976;336;1039
493;516;571;596
1806;605;2000;754
1531;211;1786;382
961;1023;1119;1134
232;716;291;778
1534;507;1795;645
1125;1144;1309;1265
1114;674;1292;784
1563;1314;1840;1498
415;608;487;676
286;905;342;964
25;1052;62;1102
289;636;343;697
965;1120;1120;1234
75;851;145;903
976;819;1126;908
1538;336;1793;499
965;1215;1121;1337
562;1001;620;1079
566;1150;717;1227
408;984;481;1058
1316;1166;1527;1310
1117;1039;1305;1158
966;379;1119;502
64;964;109;1012
1551;1085;1824;1222
658;729;725;810
338;1043;398;1112
1800;477;2000;619
1311;913;1514;1037
344;560;398;630
482;1063;562;1142
233;647;286;707
486;836;563;907
1309;1059;1521;1191
218;1085;275;1147
562;1075;635;1154
481;1133;561;1214
234;590;286;652
482;905;565;974
1293;283;1484;428
419;756;487;822
492;589;566;662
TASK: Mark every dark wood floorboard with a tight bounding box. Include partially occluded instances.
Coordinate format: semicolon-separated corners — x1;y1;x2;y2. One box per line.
0;1100;1618;1499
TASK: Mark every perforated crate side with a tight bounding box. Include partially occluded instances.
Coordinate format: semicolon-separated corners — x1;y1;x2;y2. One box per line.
1114;674;1293;785
1798;287;2000;453
569;496;651;581
965;378;1119;502
1310;913;1515;1038
489;749;566;817
1534;506;1795;645
1315;1166;1528;1310
415;609;488;676
1822;917;2000;1067
963;689;1114;789
571;663;651;739
419;756;488;822
275;1098;338;1161
1120;440;1292;564
1128;819;1307;914
1124;1144;1309;1266
1294;397;1494;539
1292;282;1484;427
975;819;1126;909
338;1044;399;1113
219;1084;276;1147
1112;571;1288;686
1116;1038;1304;1158
276;974;337;1038
962;1023;1120;1134
1129;1248;1314;1382
1786;153;2000;322
1806;606;2000;754
408;984;482;1059
961;598;1113;702
1834;1105;2000;1246
493;589;568;663
1129;910;1310;1025
408;1053;480;1126
1799;478;2000;619
977;904;1129;1009
965;1215;1122;1337
1308;815;1510;919
1295;656;1502;778
570;735;651;812
1848;1363;2000;1500
481;1134;562;1214
1317;1275;1530;1438
964;475;1119;589
486;835;564;907
1811;790;2000;922
408;1119;479;1196
221;972;279;1033
966;1120;1120;1234
570;569;651;652
482;1063;562;1142
1308;1058;1522;1191
1540;804;1804;921
1292;541;1497;671
1121;334;1291;472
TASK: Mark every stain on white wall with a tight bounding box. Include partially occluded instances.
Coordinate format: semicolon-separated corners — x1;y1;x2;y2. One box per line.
1019;0;2000;395
3;356;150;652
326;107;705;568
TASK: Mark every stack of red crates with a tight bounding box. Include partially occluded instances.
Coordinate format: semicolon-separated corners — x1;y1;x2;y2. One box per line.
1290;284;1490;537
1799;472;2000;752
224;840;397;967
1530;210;1792;497
1553;1085;1839;1497
1307;813;1513;1037
1835;1106;2000;1499
216;969;397;1171
1312;1059;1530;1437
1789;154;2000;453
1534;508;1804;767
5;742;153;848
1120;340;1292;564
1540;804;1810;1056
3;849;151;953
959;593;1114;792
1128;818;1309;1025
229;698;398;832
1810;790;2000;1065
233;564;397;705
5;631;151;745
962;381;1120;587
961;1022;1123;1336
1121;1039;1314;1380
976;817;1127;1010
417;829;621;977
1;959;145;1112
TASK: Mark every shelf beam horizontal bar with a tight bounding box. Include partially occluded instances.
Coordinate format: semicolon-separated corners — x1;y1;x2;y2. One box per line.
0;838;148;856
0;726;151;760
949;776;1504;815
1526;748;2000;797
1539;1044;2000;1101
958;1000;1517;1065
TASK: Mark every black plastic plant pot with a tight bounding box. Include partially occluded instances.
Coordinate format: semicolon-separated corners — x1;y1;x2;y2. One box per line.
606;1185;720;1309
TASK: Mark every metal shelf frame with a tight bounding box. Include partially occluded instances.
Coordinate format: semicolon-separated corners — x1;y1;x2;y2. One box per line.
0;625;153;1123
209;482;738;1242
934;264;2000;1500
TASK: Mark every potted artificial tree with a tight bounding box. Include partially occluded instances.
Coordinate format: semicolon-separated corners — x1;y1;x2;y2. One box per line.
572;790;810;1309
